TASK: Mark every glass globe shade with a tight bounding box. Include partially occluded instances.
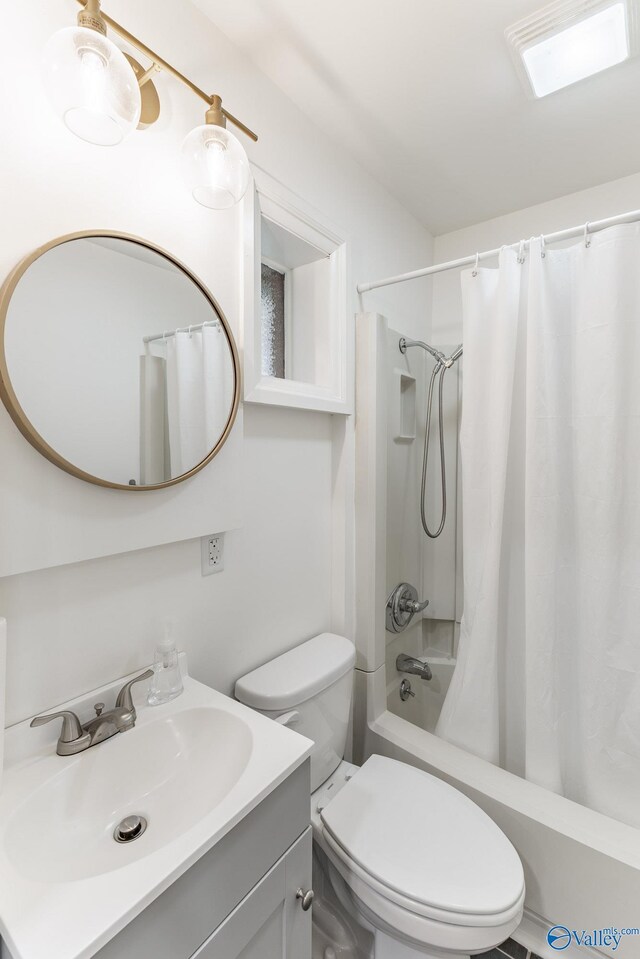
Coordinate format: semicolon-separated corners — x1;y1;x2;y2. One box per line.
181;123;250;209
43;26;141;146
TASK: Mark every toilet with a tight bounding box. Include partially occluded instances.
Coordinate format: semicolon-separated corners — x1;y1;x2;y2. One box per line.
235;633;525;959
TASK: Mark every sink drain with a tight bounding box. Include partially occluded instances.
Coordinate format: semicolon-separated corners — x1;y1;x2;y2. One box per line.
114;815;148;843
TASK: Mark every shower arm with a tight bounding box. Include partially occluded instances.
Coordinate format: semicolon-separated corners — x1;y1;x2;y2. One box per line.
399;337;446;365
399;338;463;369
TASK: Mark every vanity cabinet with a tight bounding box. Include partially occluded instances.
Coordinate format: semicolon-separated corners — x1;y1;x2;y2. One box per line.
192;829;311;959
94;761;311;959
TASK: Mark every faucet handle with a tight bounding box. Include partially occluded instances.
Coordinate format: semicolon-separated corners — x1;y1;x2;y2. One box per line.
30;710;91;756
386;583;430;633
400;597;430;614
115;669;154;719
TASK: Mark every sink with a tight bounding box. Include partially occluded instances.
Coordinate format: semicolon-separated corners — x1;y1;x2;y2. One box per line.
5;707;253;882
0;672;312;959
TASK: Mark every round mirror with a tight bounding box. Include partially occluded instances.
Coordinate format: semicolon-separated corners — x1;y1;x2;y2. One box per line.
0;233;240;490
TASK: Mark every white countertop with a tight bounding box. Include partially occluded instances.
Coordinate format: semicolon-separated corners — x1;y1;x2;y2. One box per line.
0;671;312;959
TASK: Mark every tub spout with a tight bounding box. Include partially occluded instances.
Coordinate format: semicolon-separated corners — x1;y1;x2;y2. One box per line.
396;654;433;681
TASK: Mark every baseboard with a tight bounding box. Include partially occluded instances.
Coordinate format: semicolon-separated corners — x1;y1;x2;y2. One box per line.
514;909;610;959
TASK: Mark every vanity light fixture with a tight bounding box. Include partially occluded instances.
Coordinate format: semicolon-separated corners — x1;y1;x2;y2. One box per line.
181;96;251;210
42;0;142;145
43;0;257;207
506;0;635;98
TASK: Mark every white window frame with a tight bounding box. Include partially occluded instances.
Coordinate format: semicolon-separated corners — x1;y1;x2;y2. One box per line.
242;166;351;414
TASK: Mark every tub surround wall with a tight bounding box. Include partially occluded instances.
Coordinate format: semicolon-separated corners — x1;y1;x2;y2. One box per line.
420;354;461;626
0;0;433;726
385;324;426;671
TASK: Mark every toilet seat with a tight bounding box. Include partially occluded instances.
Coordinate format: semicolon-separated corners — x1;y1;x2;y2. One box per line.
318;755;524;950
323;849;524;956
321;831;524;928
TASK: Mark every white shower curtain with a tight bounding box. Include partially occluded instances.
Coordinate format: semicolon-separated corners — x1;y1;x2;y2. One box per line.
165;325;233;476
436;224;640;829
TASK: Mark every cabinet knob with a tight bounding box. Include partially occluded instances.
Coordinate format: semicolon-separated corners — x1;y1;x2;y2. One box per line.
296;887;314;911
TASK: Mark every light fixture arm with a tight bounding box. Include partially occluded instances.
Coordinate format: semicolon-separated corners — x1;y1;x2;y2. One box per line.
74;0;258;142
137;62;162;89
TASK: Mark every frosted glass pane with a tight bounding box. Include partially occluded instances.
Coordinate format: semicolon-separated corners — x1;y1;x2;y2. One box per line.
260;264;285;378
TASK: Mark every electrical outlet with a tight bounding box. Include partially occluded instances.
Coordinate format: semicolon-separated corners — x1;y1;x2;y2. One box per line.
201;533;224;576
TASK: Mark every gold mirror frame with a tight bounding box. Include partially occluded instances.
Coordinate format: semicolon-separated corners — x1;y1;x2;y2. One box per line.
0;231;241;491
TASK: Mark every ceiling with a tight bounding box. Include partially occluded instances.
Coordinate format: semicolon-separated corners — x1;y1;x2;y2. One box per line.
192;0;640;235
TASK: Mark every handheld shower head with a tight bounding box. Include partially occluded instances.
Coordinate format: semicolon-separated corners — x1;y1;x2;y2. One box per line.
404;338;463;538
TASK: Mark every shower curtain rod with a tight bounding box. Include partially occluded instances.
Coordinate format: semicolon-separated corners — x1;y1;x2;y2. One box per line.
356;207;640;294
143;319;219;343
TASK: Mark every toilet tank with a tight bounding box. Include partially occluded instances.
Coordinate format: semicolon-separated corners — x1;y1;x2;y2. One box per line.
235;633;355;792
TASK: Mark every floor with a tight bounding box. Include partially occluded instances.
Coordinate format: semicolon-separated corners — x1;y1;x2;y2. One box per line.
477;939;542;959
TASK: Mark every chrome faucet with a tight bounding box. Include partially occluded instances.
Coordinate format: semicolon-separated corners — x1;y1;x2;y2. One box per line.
396;653;432;682
30;669;154;756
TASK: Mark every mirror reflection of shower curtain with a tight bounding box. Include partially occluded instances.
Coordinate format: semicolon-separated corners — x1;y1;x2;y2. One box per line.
436;226;640;829
165;326;232;477
140;325;232;483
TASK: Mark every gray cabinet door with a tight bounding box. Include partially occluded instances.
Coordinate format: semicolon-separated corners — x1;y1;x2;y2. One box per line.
192;828;312;959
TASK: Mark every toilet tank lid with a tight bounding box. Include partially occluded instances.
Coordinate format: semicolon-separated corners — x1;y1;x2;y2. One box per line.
235;633;355;711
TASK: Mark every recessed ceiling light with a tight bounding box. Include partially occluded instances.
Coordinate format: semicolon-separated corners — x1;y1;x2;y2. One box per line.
506;0;635;98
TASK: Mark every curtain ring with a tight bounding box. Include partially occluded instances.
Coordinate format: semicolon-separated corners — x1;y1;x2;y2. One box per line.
584;222;591;248
472;252;479;277
540;234;546;258
517;239;526;264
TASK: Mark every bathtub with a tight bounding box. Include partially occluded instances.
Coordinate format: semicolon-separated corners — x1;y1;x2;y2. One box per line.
354;665;640;959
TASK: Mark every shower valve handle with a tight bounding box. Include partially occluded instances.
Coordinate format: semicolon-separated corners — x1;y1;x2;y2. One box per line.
386;583;430;633
400;597;429;614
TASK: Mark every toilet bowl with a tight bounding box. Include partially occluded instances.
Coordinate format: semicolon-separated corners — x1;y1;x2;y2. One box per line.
236;634;525;959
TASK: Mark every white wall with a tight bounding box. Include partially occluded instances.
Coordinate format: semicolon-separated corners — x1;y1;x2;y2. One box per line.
0;0;432;726
432;169;640;341
289;258;332;387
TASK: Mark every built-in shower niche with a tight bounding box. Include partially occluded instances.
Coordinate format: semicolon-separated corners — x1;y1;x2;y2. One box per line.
393;370;416;442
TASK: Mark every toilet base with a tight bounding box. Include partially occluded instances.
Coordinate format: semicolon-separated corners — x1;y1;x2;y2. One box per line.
374;930;469;959
318;844;471;959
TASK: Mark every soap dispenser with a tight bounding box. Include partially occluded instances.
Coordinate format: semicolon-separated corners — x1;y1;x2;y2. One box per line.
147;621;184;706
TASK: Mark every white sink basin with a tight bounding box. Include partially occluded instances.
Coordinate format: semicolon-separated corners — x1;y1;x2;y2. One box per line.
5;707;253;882
0;672;312;959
